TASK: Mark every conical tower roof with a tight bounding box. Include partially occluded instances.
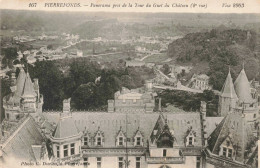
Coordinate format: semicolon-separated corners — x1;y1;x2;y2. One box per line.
12;68;27;103
22;72;36;97
234;68;254;103
220;70;238;99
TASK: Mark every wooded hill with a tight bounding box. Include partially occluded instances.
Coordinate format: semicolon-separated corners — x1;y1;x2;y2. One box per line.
168;29;260;90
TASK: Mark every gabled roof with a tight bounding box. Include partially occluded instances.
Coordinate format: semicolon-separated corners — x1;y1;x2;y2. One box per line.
234;68;254;103
208;116;227;152
150;114;166;143
0;116;45;162
220;70;238;99
116;127;126;138
53;115;79;139
31;145;42;161
207;113;251;162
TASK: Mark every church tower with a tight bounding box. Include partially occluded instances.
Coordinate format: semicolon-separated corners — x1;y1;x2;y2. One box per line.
218;69;238;116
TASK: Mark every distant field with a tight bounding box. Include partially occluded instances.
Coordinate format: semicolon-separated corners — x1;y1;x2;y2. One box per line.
143;53;169;63
91;52;129;62
27;39;65;49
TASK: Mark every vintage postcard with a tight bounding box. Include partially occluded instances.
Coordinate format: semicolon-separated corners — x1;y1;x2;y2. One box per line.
0;0;259;168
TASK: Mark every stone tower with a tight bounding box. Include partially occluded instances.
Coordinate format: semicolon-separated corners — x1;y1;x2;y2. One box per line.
218;69;238;116
233;67;258;123
2;68;43;134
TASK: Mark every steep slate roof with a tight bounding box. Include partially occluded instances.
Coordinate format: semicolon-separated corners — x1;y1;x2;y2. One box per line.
0;116;45;162
205;117;224;136
234;68;254;103
53;115;79;139
22;72;36;97
5;68;36;104
207;113;252;162
43;111;202;147
31;145;42;161
150;114;166;143
220;70;238;99
12;68;27;103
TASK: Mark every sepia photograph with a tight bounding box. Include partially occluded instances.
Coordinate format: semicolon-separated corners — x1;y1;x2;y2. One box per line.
0;2;260;168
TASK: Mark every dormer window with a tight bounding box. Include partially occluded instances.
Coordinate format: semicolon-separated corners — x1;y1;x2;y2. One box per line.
84;137;89;146
136;137;141;146
116;127;126;147
185;129;196;146
188;137;193;145
94;128;104;147
226;140;230;147
119;137;124;146
222;147;233;158
82;131;91;147
97;137;102;146
219;136;234;159
134;129;143;147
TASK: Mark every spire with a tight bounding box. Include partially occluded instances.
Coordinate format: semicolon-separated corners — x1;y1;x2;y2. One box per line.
12;68;27;103
234;67;254;103
22;72;36;97
220;70;238;99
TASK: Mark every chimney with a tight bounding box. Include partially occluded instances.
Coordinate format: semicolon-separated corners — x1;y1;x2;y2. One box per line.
158;98;162;112
11;71;16;85
63;98;71;113
10;71;17;93
34;79;39;86
200;101;208;146
145;80;153;92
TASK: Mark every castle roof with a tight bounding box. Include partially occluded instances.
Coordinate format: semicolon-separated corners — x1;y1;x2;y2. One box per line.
207;113;253;162
13;68;27;103
43;111;202;147
6;68;36;104
150;114;166;143
22;72;36;97
220;70;238;99
0;115;45;163
52;115;79;139
234;68;254;103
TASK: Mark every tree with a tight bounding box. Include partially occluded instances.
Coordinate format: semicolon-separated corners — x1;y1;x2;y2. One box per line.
1;78;11;122
47;44;53;50
3;47;18;60
13;59;20;65
29;60;64;110
71;82;97;110
161;64;171;75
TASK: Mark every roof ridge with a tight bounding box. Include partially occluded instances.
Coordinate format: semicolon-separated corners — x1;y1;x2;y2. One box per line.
211;115;229;152
1;115;31;147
